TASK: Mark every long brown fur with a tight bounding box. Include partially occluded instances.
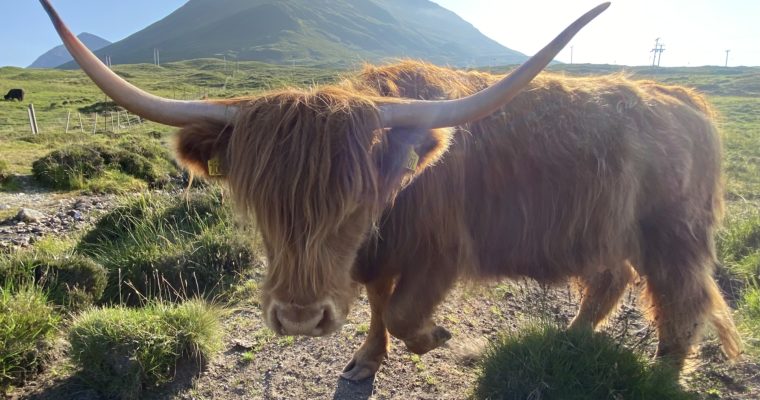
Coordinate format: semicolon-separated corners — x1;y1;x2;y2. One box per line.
174;60;741;372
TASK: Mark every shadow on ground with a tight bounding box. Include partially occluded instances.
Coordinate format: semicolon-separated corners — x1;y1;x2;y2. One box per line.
332;376;376;400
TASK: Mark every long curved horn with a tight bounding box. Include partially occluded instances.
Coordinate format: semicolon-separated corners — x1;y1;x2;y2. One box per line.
39;0;235;127
379;2;610;129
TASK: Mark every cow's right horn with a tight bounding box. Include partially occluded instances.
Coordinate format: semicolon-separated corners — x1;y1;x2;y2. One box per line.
379;2;610;129
39;0;236;127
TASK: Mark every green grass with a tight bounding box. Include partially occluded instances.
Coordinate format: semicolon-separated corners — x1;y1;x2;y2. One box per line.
718;209;760;281
0;285;60;391
473;322;694;400
68;299;222;400
740;287;760;354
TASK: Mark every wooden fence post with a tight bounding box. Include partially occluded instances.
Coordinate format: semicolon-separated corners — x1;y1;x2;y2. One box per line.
28;104;39;134
27;106;35;134
93;113;98;133
65;111;71;133
78;113;84;133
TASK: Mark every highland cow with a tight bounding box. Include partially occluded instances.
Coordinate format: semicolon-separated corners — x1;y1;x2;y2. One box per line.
4;88;24;102
41;0;740;381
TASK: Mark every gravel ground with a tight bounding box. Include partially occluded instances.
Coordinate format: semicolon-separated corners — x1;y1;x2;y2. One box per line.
0;191;115;252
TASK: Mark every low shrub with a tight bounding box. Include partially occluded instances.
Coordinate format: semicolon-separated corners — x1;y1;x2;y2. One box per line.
473;322;693;400
68;300;222;399
0;285;59;389
77;101;123;114
0;176;22;193
32;146;105;190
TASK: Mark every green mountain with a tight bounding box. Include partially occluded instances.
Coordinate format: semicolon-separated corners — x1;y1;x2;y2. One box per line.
30;33;111;68
60;0;526;68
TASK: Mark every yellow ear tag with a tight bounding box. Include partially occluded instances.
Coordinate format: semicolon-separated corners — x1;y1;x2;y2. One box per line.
207;157;223;177
405;148;420;171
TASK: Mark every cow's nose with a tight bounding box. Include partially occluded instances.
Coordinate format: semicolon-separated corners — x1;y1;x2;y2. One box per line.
272;302;333;336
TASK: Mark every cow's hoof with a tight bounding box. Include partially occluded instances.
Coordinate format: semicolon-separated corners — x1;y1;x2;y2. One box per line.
404;326;452;355
342;357;383;381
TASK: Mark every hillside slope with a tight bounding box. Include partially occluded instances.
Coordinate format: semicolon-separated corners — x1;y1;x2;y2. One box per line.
30;33;111;69
60;0;525;68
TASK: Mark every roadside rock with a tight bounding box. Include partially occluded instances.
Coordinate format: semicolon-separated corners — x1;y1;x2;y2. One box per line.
17;208;46;223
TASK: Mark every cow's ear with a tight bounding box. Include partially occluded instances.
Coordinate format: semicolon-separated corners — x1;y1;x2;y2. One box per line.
375;127;454;196
173;123;232;179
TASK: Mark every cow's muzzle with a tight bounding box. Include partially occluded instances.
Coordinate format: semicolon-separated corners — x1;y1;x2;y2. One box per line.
267;299;342;337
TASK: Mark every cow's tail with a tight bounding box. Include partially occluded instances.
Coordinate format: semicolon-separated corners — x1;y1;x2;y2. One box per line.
707;275;743;359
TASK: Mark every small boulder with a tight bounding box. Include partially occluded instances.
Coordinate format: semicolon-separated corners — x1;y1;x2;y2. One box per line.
67;210;83;220
17;208;46;223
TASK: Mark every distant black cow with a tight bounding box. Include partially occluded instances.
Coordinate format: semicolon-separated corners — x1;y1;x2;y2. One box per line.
4;89;24;101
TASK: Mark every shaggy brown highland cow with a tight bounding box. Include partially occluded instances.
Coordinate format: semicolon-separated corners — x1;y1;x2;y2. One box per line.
41;0;739;381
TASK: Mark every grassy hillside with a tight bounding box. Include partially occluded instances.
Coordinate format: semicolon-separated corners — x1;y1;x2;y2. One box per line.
58;0;526;68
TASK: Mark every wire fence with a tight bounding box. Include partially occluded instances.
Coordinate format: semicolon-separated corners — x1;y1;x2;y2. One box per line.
1;105;151;136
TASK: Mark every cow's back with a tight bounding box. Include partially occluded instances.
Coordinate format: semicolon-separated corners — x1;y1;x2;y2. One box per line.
360;62;722;284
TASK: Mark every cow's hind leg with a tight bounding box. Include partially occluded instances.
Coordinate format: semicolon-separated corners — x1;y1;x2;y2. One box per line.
569;262;635;331
342;277;394;381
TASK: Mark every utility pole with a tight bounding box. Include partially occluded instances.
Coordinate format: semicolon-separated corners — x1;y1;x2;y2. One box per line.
650;38;665;67
725;49;731;67
657;44;664;66
570;45;574;64
153;48;160;66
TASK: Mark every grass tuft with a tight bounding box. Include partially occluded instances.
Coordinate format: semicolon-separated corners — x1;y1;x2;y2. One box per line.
32;145;105;190
68;299;222;399
0;285;59;390
473;322;694;400
1;253;107;311
31;141;179;192
75;191;254;304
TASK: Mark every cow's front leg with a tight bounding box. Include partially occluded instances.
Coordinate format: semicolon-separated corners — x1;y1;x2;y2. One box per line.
342;277;394;381
384;263;455;355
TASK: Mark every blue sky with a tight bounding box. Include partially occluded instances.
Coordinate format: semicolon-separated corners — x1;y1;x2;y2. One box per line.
1;0;758;68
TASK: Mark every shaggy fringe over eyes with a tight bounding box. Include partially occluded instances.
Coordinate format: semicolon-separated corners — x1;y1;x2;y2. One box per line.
226;87;386;296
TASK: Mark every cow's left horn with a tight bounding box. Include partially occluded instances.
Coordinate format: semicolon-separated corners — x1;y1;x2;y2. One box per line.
378;2;610;129
39;0;235;127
